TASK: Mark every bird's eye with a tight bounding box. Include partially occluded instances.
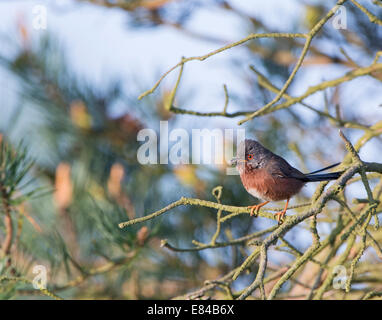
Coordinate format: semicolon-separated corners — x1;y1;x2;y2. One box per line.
247;154;254;160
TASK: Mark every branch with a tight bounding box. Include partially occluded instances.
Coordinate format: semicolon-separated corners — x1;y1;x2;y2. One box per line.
249;65;372;131
238;0;349;125
138;33;307;100
0;276;63;300
238;62;382;123
118;198;311;229
267;216;321;299
350;0;382;25
237;245;267;300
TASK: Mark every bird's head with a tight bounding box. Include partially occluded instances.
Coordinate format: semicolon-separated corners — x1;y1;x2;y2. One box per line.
230;139;267;169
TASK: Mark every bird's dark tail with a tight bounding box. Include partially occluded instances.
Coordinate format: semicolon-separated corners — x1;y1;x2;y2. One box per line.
303;171;342;182
300;162;343;182
307;162;341;175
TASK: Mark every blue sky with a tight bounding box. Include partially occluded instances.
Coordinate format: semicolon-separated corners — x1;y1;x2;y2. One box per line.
0;0;304;115
0;0;381;199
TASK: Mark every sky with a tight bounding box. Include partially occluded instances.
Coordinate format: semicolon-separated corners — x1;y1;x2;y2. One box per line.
0;0;381;196
0;0;303;116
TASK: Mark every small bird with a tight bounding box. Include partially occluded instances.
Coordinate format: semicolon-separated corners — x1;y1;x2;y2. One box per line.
230;139;342;224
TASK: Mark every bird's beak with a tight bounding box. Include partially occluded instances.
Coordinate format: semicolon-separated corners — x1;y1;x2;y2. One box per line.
229;157;246;166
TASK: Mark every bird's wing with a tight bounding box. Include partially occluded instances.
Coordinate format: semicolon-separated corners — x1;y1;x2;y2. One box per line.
266;155;307;180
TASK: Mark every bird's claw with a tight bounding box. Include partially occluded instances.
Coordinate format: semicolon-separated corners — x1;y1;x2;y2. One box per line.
274;211;286;225
248;201;270;217
248;205;261;217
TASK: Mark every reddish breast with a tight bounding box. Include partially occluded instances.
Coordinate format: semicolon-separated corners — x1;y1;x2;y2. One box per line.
240;168;304;201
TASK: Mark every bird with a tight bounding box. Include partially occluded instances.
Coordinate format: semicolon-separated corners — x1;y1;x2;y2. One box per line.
230;139;343;224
